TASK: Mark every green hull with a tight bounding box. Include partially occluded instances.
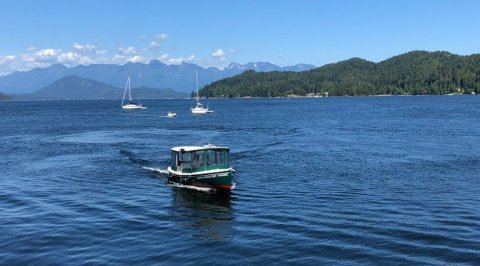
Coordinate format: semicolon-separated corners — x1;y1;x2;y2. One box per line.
168;170;235;190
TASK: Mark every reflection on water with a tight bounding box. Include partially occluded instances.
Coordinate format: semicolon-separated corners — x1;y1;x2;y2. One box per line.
170;187;234;241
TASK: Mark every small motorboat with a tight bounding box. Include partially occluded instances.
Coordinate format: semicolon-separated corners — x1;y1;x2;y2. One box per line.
167;112;177;118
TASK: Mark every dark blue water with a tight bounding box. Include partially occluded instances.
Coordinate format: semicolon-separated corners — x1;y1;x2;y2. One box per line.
1;96;479;264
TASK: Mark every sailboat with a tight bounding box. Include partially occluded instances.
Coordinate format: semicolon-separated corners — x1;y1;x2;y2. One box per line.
191;70;211;114
122;76;145;109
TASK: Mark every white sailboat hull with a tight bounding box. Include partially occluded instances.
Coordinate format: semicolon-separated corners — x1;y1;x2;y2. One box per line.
191;107;209;114
122;104;145;109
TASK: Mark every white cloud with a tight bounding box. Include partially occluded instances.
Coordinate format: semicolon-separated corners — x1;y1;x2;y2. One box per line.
72;43;97;55
148;41;160;49
0;44;108;74
0;55;16;65
110;46;141;64
111;54;146;64
167;57;183;64
154;33;168;41
20;54;49;69
212;49;225;59
148;33;168;49
155;53;197;65
17;48;62;68
128;55;146;63
96;49;108;55
21;54;35;64
118;46;137;56
35;48;59;59
112;54;129;64
158;53;169;61
57;51;77;62
185;55;196;62
0;55;18;75
57;51;96;65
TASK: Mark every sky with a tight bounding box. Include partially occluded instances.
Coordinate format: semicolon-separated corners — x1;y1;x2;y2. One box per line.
0;0;479;75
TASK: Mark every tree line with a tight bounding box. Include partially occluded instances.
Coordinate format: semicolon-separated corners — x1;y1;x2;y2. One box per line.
199;51;480;97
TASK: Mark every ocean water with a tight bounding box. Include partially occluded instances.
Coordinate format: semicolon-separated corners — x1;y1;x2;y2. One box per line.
0;96;479;264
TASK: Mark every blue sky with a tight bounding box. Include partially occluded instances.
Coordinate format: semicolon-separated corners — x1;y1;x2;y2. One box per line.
0;0;479;75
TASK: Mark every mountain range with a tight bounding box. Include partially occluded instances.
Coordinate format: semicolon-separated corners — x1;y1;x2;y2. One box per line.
0;61;316;94
11;75;189;100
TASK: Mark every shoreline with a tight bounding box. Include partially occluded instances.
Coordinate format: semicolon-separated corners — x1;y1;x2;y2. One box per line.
1;93;477;102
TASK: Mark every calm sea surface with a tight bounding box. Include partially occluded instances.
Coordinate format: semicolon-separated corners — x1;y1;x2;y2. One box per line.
1;96;479;264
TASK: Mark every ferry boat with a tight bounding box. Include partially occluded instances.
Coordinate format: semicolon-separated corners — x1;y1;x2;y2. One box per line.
167;144;235;190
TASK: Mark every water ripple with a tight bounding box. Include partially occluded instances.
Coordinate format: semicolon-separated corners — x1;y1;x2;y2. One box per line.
1;98;480;264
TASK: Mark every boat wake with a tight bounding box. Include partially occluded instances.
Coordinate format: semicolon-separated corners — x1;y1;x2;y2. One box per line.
141;167;236;193
171;182;236;193
142;166;169;175
120;150;151;165
142;167;219;192
167;182;217;193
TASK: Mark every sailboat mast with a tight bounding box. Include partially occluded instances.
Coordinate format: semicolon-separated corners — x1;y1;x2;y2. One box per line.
195;70;199;103
122;76;128;105
128;76;132;101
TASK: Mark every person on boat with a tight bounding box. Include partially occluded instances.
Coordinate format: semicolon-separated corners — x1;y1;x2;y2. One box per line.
192;153;204;168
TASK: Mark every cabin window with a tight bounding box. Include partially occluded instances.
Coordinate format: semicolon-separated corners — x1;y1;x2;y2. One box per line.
207;150;224;166
207;150;226;166
192;151;204;168
207;150;215;166
171;151;177;167
179;151;191;162
219;151;225;165
224;151;229;167
179;151;192;169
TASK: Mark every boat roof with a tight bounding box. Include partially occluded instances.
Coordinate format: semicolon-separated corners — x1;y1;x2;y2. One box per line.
171;144;230;152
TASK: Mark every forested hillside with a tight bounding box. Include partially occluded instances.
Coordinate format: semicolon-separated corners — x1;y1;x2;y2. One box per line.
201;51;480;97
